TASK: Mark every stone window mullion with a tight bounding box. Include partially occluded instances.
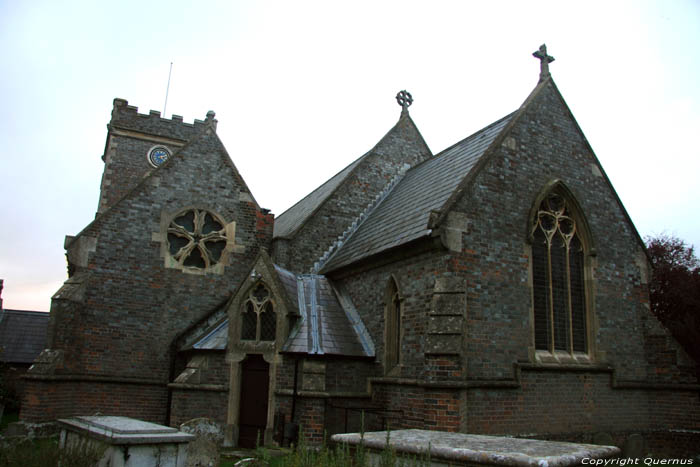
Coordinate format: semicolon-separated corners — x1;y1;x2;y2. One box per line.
532;192;588;356
240;283;276;343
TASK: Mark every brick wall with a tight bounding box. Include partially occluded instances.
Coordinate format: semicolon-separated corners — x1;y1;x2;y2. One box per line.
21;379;167;424
24;109;269;424
318;80;699;444
169;389;228;427
274;114;431;273
98;99;212;213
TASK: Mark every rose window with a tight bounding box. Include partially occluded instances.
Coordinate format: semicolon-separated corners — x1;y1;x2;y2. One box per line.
167;209;227;269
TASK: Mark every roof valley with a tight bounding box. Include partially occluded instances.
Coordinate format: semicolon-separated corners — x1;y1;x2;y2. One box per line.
312;163;412;273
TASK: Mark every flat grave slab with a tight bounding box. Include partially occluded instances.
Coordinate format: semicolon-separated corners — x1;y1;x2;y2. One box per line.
58;416;195;467
332;429;620;466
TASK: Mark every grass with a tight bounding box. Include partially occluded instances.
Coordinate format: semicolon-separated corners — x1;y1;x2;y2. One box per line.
217;426;433;467
0;435;106;467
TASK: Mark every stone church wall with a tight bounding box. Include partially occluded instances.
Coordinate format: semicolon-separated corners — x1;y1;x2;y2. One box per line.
169;351;229;427
22;379;168;423
98;99;210;214
335;248;447;381
439;81;699;437
274;115;431;273
316;81;699;444
22;114;272;424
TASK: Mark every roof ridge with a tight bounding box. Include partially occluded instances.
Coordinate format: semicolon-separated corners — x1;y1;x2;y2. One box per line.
66;127;212;249
67;126;252;250
312;162;411;273
275;150;371;222
428;79;553;230
0;309;49;315
274;111;430;239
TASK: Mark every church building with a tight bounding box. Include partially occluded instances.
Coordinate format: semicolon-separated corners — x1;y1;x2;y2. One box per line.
21;46;699;453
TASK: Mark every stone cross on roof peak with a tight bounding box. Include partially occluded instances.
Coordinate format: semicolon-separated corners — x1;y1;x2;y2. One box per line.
396;90;413;114
533;44;555;82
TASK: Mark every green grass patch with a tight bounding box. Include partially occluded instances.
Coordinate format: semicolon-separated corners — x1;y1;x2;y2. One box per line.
0;436;106;467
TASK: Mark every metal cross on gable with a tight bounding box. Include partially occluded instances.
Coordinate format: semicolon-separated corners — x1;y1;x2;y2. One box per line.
396;90;413;112
533;44;555;82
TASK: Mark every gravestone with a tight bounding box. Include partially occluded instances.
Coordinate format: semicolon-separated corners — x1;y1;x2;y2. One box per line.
180;418;223;467
58;416;194;467
332;429;620;466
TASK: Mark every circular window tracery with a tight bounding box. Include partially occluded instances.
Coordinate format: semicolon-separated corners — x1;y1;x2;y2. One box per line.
167;209;227;269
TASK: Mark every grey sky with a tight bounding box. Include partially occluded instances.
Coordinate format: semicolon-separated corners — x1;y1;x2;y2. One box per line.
1;0;698;311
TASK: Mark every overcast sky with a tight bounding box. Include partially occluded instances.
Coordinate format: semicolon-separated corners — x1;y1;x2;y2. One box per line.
1;1;698;312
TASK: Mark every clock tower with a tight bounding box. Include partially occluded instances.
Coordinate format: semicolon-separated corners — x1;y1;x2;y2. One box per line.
97;98;217;214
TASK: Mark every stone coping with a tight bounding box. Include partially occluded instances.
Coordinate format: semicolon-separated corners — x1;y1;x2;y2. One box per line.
331;429;620;466
58;416;195;445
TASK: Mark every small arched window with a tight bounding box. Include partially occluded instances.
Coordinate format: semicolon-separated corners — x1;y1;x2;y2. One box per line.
385;277;402;371
240;283;276;342
531;190;588;354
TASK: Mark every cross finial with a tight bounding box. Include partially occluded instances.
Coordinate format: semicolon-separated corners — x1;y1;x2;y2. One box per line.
396;90;413;114
532;44;555;82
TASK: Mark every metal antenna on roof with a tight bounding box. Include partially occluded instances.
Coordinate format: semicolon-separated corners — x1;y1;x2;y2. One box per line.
163;62;173;116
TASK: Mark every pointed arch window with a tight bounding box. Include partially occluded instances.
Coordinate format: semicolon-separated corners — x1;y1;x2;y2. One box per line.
531;190;588;355
385;277;402;372
240;283;276;342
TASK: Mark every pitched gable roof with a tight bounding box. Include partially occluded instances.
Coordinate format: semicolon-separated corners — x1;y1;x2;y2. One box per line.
273;156;366;239
273;112;431;239
320;111;515;272
320;76;651;273
280;272;373;357
183;254;374;357
67;126;258;249
0;309;49;364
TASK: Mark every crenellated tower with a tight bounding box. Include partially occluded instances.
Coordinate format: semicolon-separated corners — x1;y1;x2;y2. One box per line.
97;99;217;214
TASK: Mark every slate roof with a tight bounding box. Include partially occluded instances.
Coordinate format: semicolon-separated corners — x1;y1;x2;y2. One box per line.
273;155;366;238
187;264;374;357
192;320;228;350
0;309;49;364
321;112;515;272
281;273;373;357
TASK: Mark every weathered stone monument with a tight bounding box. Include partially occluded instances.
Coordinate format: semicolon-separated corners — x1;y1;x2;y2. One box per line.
332;429;620;466
58;416;194;467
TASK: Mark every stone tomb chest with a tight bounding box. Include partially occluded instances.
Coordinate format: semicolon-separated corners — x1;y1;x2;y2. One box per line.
332;429;620;466
58;416;195;467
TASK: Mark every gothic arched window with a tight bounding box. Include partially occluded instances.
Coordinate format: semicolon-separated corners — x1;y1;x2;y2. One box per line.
385;277;402;372
531;190;588;354
240;283;276;342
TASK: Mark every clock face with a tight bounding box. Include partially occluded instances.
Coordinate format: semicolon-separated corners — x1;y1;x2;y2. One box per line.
148;146;171;167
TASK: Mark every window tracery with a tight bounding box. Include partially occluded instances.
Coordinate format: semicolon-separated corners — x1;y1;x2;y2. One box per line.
167;209;227;270
531;191;588;354
241;283;276;342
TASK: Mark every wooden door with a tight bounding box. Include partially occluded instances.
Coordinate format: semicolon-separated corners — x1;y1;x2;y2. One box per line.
239;354;270;448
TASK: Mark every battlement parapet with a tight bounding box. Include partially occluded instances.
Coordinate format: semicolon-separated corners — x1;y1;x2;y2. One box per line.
110;98;217;142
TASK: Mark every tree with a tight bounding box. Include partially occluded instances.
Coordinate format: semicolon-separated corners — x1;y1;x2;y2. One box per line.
646;234;700;363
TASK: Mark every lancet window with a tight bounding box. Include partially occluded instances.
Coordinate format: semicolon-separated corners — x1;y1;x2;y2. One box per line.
385;277;402;371
531;191;588;354
241;283;276;342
